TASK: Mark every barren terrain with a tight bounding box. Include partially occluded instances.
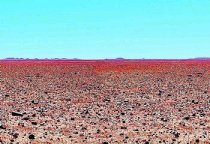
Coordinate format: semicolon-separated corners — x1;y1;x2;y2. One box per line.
0;60;209;144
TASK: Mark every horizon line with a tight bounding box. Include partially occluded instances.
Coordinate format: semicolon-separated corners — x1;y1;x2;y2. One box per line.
0;57;210;61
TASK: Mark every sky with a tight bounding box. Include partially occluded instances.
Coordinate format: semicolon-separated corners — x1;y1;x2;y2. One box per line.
0;0;210;59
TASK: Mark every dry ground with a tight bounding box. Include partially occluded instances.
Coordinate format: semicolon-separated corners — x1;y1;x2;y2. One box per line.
0;60;210;144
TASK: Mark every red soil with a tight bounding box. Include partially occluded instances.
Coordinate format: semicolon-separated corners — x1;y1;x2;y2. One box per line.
0;60;209;143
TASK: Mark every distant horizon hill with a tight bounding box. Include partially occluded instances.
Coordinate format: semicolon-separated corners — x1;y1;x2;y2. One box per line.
1;57;210;61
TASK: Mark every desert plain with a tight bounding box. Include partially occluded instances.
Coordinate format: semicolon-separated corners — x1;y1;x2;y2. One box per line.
0;60;209;144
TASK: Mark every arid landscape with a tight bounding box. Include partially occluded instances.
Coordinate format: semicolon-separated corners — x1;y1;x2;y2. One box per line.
0;60;209;144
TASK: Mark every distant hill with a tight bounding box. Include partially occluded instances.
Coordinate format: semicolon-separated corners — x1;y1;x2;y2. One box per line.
1;57;210;61
193;57;210;60
116;57;125;60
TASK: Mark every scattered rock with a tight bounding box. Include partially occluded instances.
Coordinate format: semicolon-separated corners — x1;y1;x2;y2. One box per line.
173;132;180;138
31;100;39;104
12;133;19;139
183;116;190;120
28;134;35;140
0;121;6;129
161;117;168;122
22;117;30;120
5;94;10;97
11;112;24;117
31;122;37;125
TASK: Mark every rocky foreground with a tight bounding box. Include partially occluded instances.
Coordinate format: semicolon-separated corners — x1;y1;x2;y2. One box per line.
0;60;209;144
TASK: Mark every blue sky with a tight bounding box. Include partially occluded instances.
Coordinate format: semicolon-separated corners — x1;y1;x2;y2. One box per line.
0;0;210;59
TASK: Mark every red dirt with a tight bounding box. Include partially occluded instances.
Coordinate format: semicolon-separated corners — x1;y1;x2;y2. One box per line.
0;60;209;143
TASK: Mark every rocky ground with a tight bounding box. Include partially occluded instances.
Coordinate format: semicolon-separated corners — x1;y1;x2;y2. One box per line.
0;60;209;144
